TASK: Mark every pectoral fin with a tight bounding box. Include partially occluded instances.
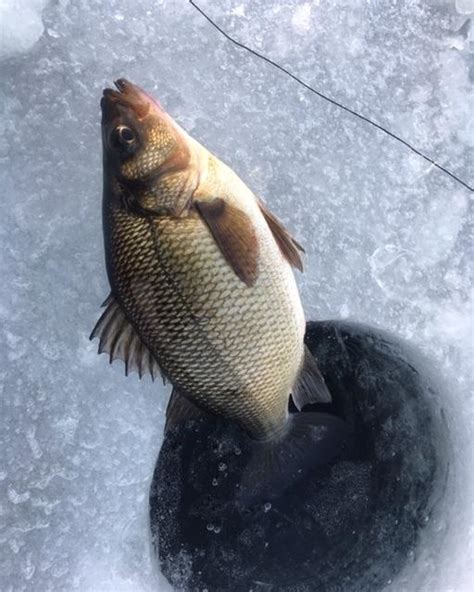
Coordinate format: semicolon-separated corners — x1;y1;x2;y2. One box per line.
194;198;259;287
90;293;165;382
258;199;304;272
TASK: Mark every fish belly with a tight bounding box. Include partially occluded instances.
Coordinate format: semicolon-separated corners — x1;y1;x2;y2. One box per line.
106;204;305;436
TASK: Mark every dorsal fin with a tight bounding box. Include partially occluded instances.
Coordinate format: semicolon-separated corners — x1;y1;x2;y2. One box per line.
292;346;332;409
258;200;304;272
194;198;259;287
90;293;165;382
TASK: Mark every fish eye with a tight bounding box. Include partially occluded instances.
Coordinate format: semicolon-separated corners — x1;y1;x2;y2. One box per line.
113;125;136;147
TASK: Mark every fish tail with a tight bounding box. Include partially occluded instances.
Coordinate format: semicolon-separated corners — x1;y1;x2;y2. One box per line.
238;413;349;503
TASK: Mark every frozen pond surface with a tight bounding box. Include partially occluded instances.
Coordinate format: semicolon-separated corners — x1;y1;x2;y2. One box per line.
151;320;451;592
0;0;472;591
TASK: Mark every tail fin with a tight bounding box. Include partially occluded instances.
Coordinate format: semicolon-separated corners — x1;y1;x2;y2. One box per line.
238;412;348;503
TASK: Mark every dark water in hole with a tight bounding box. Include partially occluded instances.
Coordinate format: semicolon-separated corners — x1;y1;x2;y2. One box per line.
150;321;449;592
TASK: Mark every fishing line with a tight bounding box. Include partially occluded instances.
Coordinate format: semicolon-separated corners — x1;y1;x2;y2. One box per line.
189;0;473;193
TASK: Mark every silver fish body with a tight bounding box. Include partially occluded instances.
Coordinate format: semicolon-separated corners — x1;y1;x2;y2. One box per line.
103;155;305;438
92;79;332;448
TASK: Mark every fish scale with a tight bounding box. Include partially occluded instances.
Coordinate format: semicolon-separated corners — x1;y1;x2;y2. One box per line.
105;184;304;436
93;80;333;448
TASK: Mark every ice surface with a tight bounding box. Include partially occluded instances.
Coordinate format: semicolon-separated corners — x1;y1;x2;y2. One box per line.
0;0;472;591
0;0;49;59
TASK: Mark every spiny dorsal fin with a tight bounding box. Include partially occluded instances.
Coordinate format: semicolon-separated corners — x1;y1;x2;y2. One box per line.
194;198;259;287
165;387;210;433
258;199;304;272
292;346;332;409
90;293;165;382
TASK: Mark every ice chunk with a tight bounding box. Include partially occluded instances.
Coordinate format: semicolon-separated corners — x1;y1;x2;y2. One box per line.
0;0;49;59
291;3;312;34
455;0;474;14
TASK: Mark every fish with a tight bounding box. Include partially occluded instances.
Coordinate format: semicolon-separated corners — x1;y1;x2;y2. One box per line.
91;79;345;496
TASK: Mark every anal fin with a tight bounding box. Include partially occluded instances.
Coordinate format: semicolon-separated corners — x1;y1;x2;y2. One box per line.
165;388;211;433
90;293;165;382
292;346;332;409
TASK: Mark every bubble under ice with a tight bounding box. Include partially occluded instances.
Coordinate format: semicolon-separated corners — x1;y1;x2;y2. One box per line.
0;1;472;591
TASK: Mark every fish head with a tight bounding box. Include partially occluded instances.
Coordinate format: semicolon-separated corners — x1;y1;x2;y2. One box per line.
100;79;191;186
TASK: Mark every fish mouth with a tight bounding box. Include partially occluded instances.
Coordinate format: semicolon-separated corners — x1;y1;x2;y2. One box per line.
101;79;163;124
